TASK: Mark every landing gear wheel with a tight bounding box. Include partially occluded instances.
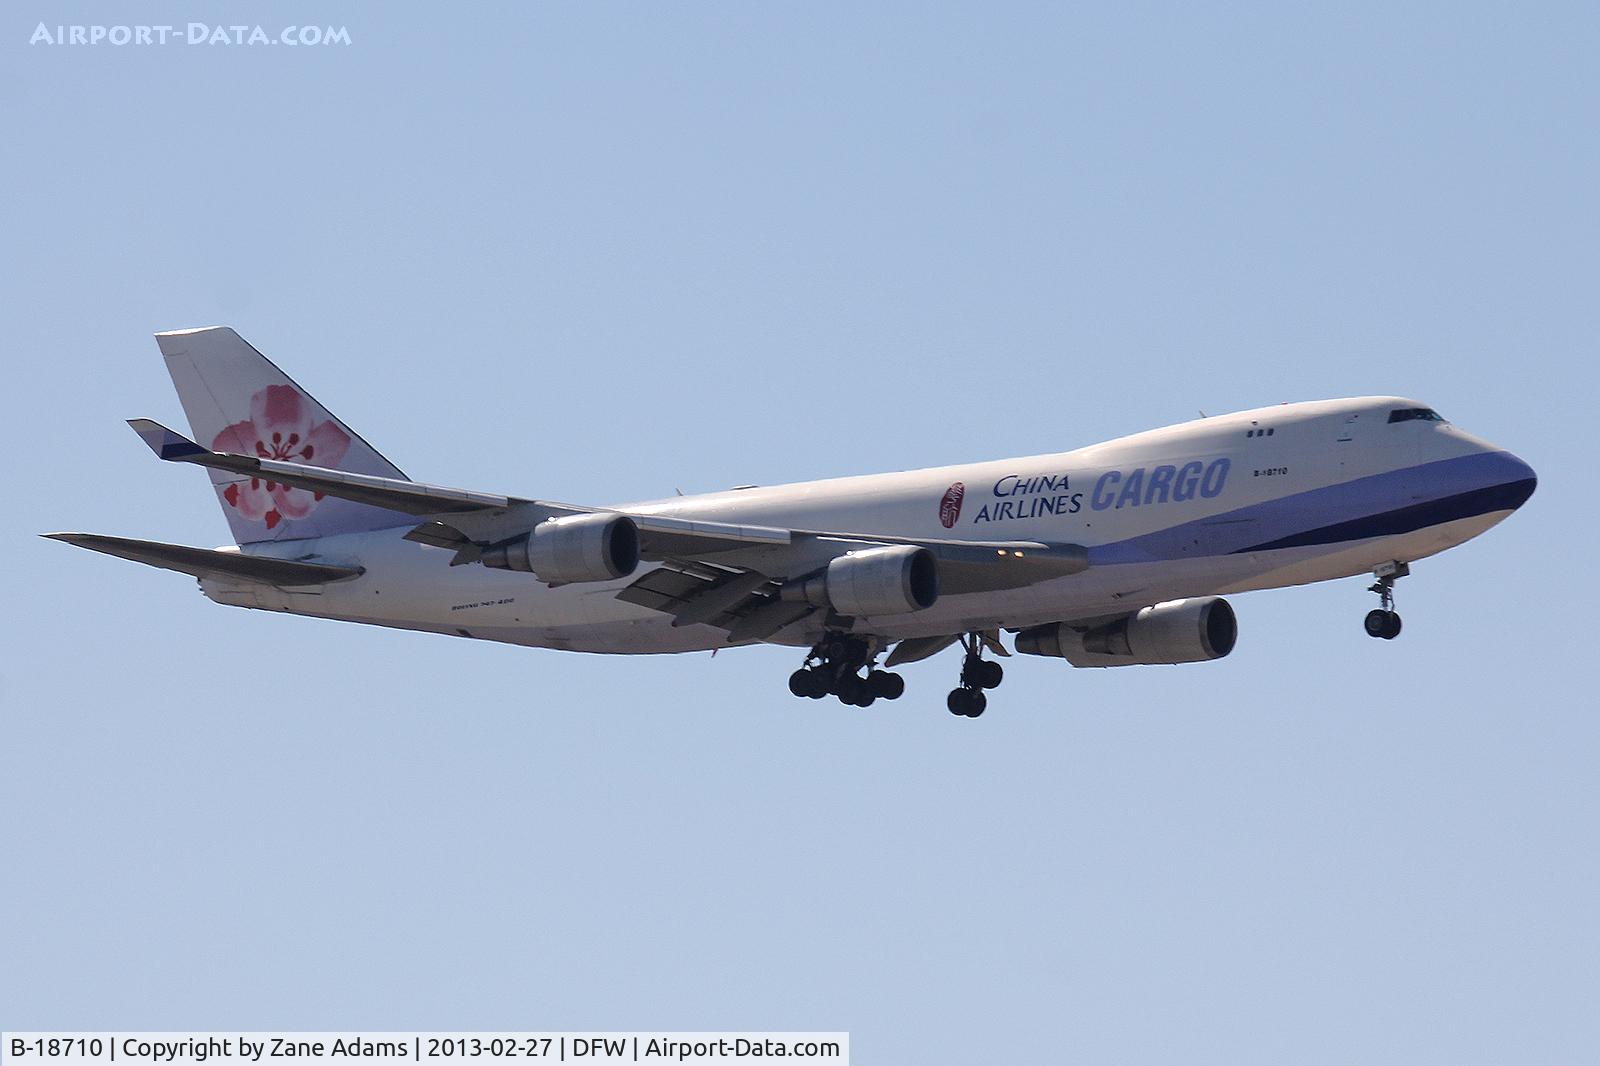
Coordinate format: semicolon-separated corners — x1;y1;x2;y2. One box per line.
946;687;987;717
835;675;876;707
788;669;829;698
866;671;905;700
973;660;1004;689
847;685;877;708
1364;609;1402;640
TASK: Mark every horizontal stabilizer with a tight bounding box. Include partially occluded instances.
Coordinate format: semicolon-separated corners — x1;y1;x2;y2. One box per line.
128;419;208;461
42;533;364;586
127;418;543;519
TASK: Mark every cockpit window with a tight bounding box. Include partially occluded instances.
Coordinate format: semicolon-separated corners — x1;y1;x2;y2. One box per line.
1388;407;1446;424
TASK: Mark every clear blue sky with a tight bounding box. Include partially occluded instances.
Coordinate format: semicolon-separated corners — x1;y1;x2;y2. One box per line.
3;3;1596;1062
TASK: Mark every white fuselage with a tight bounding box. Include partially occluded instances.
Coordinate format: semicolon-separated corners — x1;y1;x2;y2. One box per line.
210;396;1536;653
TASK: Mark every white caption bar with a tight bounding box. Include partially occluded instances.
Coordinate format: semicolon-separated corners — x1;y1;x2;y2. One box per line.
2;1035;847;1066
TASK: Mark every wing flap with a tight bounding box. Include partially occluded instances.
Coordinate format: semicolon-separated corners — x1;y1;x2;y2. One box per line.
725;599;815;643
669;570;774;628
616;561;796;636
614;565;718;614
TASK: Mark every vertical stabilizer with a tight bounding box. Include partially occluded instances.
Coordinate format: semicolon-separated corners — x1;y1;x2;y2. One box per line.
155;326;411;544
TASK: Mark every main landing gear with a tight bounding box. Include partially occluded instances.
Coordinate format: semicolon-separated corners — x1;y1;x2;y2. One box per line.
788;633;906;707
947;633;1004;718
1364;560;1408;640
786;629;1006;714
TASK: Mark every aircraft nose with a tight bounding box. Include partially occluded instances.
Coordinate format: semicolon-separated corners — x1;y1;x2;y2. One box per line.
1501;452;1538;509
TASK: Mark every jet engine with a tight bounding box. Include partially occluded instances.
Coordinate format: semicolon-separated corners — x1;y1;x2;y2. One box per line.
479;512;640;583
1015;596;1236;667
784;544;939;617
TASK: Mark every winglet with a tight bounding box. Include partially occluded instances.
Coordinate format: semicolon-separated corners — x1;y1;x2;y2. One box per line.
127;418;209;461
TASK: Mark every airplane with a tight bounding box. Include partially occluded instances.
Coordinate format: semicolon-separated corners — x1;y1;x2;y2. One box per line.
47;327;1537;717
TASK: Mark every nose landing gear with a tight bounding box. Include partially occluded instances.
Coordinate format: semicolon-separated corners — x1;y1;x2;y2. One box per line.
1364;560;1408;640
789;633;905;707
947;633;1004;717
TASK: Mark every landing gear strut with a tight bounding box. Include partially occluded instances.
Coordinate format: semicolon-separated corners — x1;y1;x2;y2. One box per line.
1364;560;1408;640
789;633;905;707
947;633;1004;717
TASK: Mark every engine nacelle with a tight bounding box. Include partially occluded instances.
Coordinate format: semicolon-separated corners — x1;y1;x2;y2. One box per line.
784;544;939;616
1015;596;1236;667
480;512;639;584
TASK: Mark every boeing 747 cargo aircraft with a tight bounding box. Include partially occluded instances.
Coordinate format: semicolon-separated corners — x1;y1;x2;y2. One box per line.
48;327;1536;716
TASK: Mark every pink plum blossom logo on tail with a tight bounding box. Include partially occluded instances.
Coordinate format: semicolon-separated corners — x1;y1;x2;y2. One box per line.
213;385;351;529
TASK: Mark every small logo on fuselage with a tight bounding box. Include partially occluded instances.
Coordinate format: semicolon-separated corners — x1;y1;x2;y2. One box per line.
939;482;966;528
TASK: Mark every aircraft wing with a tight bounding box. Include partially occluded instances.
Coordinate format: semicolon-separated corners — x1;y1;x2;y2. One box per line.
613;535;1088;642
128;418;1089;639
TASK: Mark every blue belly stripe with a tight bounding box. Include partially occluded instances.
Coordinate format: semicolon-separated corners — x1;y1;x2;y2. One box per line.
1234;478;1536;553
1088;451;1535;564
